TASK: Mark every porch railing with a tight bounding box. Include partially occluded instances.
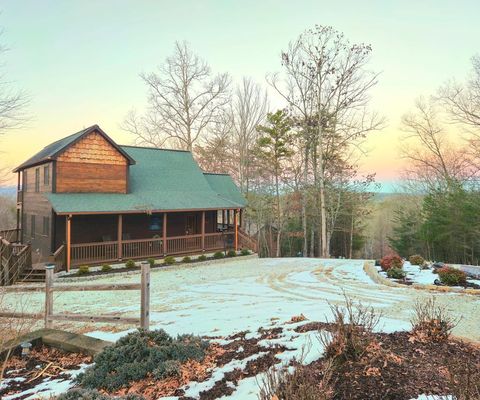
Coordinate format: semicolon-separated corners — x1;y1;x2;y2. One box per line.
69;230;255;268
122;238;163;260
0;237;31;286
0;228;20;243
71;241;118;266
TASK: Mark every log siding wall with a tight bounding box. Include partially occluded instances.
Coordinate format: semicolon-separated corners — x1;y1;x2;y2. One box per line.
22;162;54;259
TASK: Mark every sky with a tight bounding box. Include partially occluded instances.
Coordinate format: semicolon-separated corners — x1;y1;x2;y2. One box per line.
0;0;479;191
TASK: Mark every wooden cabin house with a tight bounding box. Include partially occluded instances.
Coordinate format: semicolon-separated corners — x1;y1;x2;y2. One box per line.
1;125;255;282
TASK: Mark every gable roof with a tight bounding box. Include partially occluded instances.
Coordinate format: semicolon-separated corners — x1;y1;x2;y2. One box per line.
13;125;135;172
47;145;246;214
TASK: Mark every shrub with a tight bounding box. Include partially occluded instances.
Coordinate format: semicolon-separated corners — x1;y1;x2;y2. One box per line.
152;359;181;379
182;256;192;263
213;251;224;259
259;361;334;400
410;297;458;343
438;267;467;286
125;259;136;269
58;388;144;400
387;267;406;279
240;249;250;256
198;254;208;261
147;258;155;267
77;329;208;391
227;250;237;257
409;254;425;266
163;256;176;265
78;265;90;275
101;264;112;272
380;254;403;271
319;296;380;364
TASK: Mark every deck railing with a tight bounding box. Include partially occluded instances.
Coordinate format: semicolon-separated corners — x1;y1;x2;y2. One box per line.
0;229;20;243
71;241;118;266
69;231;253;267
122;238;163;260
0;237;31;286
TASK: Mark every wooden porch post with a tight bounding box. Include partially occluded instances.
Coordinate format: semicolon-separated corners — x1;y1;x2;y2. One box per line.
117;214;123;260
66;215;71;272
201;211;206;251
163;212;167;256
234;209;238;251
226;210;230;228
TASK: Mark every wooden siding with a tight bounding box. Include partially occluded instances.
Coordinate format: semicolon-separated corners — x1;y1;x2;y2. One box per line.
22;162;54;260
56;130;128;193
57;131;128;165
56;161;127;193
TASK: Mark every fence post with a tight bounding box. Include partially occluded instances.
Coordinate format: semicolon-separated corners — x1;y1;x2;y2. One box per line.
45;264;55;329
140;261;150;330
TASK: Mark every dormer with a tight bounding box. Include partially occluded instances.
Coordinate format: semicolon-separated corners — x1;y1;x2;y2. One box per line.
14;125;135;194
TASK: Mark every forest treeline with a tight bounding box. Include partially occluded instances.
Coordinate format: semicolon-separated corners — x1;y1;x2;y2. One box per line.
124;26;480;263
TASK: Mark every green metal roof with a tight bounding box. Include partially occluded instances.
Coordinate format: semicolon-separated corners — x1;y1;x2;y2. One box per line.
13;125;135;172
47;145;245;214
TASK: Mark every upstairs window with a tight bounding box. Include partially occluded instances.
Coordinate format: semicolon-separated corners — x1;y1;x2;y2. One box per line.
44;165;50;185
30;215;36;239
35;168;40;192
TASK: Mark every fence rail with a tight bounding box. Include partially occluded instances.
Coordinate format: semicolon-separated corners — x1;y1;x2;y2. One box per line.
0;262;151;329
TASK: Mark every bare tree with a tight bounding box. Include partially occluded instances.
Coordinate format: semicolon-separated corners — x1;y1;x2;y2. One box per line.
400;98;473;190
230;77;268;194
437;55;480;129
0;32;29;187
123;41;230;151
269;25;382;257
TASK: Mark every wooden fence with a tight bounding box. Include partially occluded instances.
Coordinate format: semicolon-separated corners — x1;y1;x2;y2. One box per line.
0;262;151;330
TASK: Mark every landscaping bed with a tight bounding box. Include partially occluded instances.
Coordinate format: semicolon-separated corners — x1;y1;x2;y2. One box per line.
0;343;92;400
376;255;480;290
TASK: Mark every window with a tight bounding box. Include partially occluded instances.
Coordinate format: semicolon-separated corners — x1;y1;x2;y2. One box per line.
30;215;36;239
44;165;50;185
23;170;28;192
42;216;50;236
35;168;40;192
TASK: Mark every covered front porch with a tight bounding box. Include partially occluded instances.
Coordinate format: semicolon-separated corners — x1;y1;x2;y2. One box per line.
54;209;244;270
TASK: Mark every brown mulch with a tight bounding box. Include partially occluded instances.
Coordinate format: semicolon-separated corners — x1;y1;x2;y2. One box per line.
305;331;480;400
0;345;92;400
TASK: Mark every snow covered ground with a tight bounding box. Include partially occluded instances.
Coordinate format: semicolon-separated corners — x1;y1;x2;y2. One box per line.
3;257;480;399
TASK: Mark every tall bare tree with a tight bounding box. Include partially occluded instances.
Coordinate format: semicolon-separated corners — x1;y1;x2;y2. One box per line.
0;33;29;186
230;77;268;194
124;41;230;151
269;25;382;257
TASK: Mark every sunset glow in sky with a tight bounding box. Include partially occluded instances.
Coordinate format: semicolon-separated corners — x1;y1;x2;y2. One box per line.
1;0;479;191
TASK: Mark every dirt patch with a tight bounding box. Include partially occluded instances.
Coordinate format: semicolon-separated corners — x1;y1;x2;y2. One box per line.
0;344;92;400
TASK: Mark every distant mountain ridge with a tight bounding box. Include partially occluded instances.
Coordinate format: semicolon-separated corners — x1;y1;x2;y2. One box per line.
0;186;16;198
